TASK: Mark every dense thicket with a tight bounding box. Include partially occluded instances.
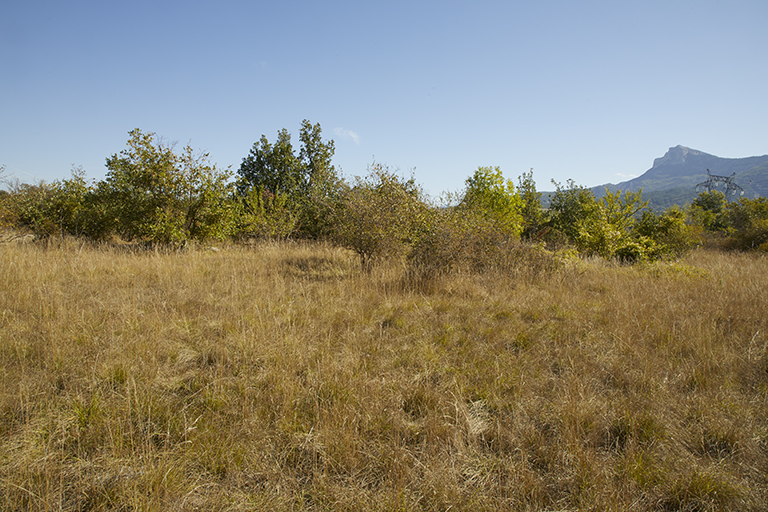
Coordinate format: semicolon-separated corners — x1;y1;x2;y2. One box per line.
2;125;767;265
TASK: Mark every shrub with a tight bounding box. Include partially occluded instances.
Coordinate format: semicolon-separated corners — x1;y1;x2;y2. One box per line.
0;190;10;229
50;168;115;240
407;166;552;280
408;206;556;279
102;129;236;245
634;206;696;258
330;163;433;270
690;191;729;232
2;180;59;237
548;182;651;261
613;236;663;263
1;168;114;240
726;197;768;251
0;165;13;229
234;184;298;240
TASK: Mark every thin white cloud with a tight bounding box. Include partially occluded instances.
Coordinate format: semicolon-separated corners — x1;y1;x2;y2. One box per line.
616;173;638;179
334;127;360;145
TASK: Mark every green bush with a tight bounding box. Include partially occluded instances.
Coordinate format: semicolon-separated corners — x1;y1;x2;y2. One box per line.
102;129;236;245
2;172;100;238
548;182;652;261
47;168;113;240
234;184;298;240
0;165;13;229
726;197;768;251
3;181;59;237
0;190;10;229
613;236;663;263
634;206;696;258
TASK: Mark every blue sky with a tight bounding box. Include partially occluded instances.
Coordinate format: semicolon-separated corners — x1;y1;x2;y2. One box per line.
2;0;766;198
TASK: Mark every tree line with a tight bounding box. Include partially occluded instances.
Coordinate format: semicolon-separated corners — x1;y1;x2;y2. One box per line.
1;121;767;271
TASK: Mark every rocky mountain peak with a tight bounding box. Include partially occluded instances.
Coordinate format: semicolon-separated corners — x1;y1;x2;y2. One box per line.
652;145;709;168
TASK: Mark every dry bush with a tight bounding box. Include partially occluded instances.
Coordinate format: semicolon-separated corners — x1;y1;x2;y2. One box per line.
408;209;558;285
1;240;767;511
331;164;432;271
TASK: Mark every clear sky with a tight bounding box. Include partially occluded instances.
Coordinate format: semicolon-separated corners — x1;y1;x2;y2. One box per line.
2;0;766;198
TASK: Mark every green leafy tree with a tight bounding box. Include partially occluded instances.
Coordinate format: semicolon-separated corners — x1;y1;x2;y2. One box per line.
237;120;339;238
298;121;343;238
103;129;235;244
238;129;302;200
298;120;337;195
459;166;523;237
600;189;646;234
573;189;647;259
597;190;650;258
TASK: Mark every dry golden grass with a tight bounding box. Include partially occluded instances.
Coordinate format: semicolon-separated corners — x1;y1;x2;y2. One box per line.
1;238;767;511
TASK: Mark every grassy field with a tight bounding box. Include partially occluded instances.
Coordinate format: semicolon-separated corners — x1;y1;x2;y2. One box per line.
1;238;767;511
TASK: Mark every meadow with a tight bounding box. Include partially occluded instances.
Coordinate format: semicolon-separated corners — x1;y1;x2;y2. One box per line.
1;238;767;511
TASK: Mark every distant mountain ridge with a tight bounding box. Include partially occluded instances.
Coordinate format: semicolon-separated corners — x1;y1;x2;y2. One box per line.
595;145;768;210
